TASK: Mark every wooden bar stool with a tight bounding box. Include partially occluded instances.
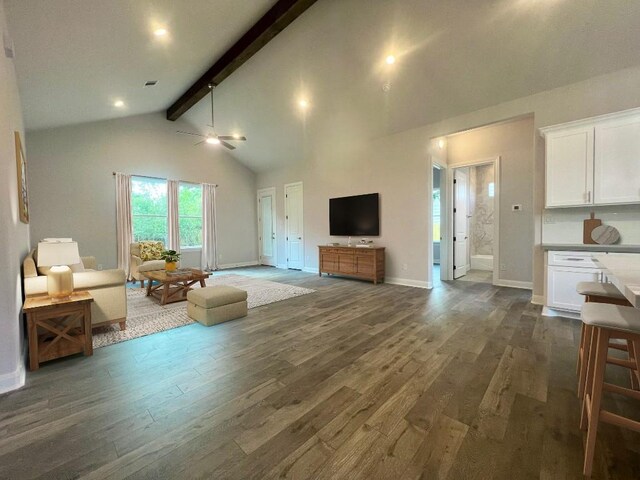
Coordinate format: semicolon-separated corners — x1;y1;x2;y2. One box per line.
576;281;635;399
580;302;640;477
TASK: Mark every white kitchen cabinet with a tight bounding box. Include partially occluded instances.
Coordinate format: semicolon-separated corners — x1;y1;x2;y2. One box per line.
545;126;594;207
594;114;640;204
541;107;640;208
546;265;601;312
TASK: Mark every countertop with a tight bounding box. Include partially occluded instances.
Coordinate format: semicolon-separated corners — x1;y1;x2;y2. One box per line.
542;244;640;253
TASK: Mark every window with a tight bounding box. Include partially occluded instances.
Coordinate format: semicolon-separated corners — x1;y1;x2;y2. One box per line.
179;182;203;248
488;182;495;198
433;188;441;242
131;176;168;244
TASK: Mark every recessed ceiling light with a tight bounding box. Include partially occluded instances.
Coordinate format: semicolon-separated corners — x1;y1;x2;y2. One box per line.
114;100;125;108
385;55;396;65
154;28;168;37
298;99;309;109
206;137;220;145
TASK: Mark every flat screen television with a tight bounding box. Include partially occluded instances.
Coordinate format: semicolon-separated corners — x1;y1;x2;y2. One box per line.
329;193;380;236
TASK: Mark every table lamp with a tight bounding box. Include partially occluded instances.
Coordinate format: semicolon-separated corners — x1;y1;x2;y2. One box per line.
37;241;80;299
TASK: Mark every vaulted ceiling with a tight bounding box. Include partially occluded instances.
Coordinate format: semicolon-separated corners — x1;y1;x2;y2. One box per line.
7;0;640;172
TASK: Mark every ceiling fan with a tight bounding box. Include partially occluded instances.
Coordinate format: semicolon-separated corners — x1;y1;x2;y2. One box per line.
177;84;246;150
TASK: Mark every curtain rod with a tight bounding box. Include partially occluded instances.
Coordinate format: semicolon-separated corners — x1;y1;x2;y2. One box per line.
112;172;217;187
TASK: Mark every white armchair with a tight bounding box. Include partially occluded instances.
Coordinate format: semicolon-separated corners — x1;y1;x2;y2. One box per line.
130;242;166;287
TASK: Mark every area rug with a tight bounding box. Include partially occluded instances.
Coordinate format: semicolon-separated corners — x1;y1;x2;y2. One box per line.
92;274;314;349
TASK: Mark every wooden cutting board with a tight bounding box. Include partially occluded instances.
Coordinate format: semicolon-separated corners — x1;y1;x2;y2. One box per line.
583;212;601;244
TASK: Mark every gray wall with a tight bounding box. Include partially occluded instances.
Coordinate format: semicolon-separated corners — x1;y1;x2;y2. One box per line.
0;2;30;393
257;65;640;296
448;117;534;284
26;112;258;270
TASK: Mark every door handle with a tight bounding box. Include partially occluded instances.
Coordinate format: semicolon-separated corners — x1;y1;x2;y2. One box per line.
298;237;302;240
272;234;275;239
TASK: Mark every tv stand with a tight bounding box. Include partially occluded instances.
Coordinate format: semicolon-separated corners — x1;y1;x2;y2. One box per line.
318;245;385;284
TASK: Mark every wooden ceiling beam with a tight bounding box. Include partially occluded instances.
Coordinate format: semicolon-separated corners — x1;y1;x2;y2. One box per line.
166;0;318;121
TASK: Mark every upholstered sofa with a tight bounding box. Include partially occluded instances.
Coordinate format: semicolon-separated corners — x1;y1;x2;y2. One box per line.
130;242;166;287
23;250;128;330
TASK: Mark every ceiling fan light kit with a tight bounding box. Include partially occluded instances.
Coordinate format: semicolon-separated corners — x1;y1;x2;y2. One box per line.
176;84;246;150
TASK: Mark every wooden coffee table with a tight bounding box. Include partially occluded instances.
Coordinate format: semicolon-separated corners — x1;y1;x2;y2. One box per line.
144;268;210;305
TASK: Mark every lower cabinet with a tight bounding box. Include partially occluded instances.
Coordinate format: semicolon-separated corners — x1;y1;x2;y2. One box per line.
546;265;601;312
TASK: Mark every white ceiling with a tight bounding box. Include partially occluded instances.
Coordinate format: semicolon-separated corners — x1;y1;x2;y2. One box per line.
7;0;640;172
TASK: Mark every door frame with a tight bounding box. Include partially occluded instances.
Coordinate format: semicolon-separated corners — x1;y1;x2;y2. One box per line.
429;160;448;284
446;156;501;284
257;187;277;267
284;181;304;269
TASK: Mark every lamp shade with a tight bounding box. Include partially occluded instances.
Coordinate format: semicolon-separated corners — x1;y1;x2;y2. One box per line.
37;241;80;267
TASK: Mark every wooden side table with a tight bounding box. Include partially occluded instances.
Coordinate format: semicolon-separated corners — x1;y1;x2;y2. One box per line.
24;291;94;370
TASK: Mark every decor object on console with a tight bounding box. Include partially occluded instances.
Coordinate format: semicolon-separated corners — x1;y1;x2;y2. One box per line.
36;240;81;299
14;131;29;224
23;249;127;330
187;285;248;326
318;245;385;284
130;241;166;287
160;249;181;271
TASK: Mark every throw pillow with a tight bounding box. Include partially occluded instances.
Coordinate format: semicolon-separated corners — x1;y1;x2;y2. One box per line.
139;241;164;261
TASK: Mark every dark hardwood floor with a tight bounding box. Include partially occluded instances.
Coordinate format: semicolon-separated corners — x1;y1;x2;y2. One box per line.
1;267;639;479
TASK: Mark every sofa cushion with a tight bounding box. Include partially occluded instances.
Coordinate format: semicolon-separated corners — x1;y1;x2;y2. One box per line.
138;260;166;273
37;259;85;275
187;286;247;309
138;241;164;261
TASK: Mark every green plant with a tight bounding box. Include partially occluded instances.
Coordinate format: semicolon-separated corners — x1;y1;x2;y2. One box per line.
160;249;181;263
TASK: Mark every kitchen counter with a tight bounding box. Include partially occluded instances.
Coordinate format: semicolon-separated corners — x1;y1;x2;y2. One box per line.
593;253;640;308
542;244;640;253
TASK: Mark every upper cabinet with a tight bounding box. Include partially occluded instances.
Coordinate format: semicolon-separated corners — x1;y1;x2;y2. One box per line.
541;108;640;208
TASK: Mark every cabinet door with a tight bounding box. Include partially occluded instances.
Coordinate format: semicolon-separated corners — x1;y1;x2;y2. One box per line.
355;254;374;275
321;253;338;272
337;254;355;274
545;127;594;207
546;266;601;312
594;115;640;204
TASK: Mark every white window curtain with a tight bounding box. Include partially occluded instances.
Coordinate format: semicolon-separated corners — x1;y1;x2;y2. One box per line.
115;172;133;280
167;179;180;251
202;183;218;271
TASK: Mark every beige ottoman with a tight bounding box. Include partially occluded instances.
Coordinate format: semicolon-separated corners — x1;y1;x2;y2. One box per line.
187;286;248;326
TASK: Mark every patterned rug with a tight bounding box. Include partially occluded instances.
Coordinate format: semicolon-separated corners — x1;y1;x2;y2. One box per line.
92;274;315;348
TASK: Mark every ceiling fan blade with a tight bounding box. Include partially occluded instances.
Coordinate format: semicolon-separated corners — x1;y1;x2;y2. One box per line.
218;135;247;141
220;140;236;150
177;130;206;138
194;140;206;146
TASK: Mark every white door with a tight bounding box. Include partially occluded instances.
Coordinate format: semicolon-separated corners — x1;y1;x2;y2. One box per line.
285;182;304;270
545;126;594;207
594;115;640;204
257;188;276;266
453;169;469;279
547;266;601;312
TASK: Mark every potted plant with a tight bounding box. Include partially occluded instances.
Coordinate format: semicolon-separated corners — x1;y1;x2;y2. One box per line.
160;249;181;272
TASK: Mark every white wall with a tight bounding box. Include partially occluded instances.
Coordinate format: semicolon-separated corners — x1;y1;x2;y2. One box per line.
0;1;30;393
447;117;534;285
257;65;640;296
26;112;258;270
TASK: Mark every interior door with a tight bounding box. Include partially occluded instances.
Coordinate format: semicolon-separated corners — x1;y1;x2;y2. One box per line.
453;169;469;279
285;182;304;270
257;189;276;266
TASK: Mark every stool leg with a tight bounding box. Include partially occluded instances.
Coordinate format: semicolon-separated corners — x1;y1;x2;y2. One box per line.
577;323;585;375
583;327;610;477
627;340;639;391
578;325;593;400
581;326;599;429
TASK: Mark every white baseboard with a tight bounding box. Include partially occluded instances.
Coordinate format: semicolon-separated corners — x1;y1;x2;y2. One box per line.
0;358;25;395
494;279;533;290
542;306;580;320
531;294;545;306
217;261;259;270
276;264;288;270
386;277;432;289
302;267;319;274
